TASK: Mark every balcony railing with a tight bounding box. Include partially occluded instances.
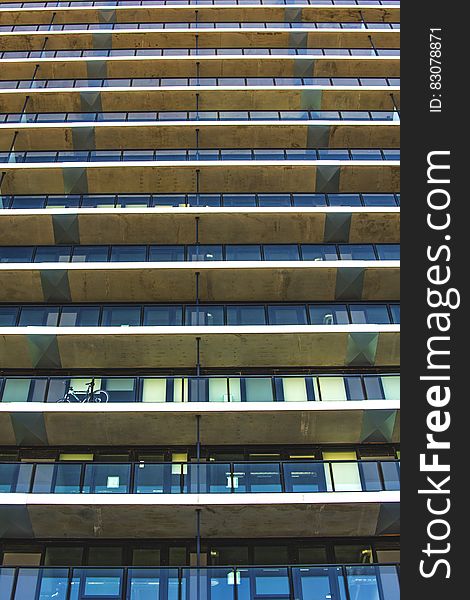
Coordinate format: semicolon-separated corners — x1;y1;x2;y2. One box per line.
0;459;400;494
0;565;400;600
0;373;400;403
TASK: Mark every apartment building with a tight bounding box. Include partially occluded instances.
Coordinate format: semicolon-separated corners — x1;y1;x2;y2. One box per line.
0;0;400;598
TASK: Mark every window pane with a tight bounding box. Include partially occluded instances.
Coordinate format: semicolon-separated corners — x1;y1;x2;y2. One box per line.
226;305;266;325
309;305;349;325
263;245;299;261
0;247;34;262
0;307;19;326
376;244;400;260
71;246;109;262
349;304;390;324
268;305;307;325
381;375;400;400
110;246;147;262
34;246;71;262
143;306;182;326
185;305;224;326
149;246;185;262
101;306;141;326
187;245;223;261
225;245;261;261
19;307;59;326
338;245;376;260
301;245;338;261
244;378;274;402
59;307;100;327
318;377;347;401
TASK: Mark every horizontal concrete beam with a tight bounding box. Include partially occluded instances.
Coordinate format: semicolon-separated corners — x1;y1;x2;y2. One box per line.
0;161;401;194
0;121;400;151
0;492;400;538
0;401;400;446
0;87;401;112
0;6;400;26
0;29;400;51
0;56;400;80
0;262;400;302
0;325;400;369
0;207;401;245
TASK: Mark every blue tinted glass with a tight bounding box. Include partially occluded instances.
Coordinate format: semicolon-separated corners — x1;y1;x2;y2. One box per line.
226;305;266;325
376;244;400;260
390;304;400;323
152;195;186;207
223;194;256;207
110;246;147;262
187;246;223;261
258;194;291;207
149;246;185;262
225;245;262;261
187;194;221;207
10;196;46;208
0;247;34;262
59;306;101;327
81;195;115;207
301;245;338;261
71;246;109;262
338;245;376;260
143;306;183;326
263;245;299;261
34;246;71;262
349;304;390;324
0;307;18;326
101;306;141;326
267;305;308;325
318;149;349;160
328;194;361;206
309;305;349;325
185;305;224;326
47;195;81;208
362;194;397;206
292;194;327;207
19;307;59;326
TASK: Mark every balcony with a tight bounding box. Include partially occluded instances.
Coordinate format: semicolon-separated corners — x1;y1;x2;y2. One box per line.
0;460;399;538
0;565;400;600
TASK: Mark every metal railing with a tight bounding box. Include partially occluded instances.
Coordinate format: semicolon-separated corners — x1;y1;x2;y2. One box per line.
0;459;400;494
0;564;400;600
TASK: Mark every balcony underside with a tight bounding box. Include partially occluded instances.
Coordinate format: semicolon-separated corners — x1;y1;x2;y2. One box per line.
0;6;400;25
0;162;400;194
0;208;400;245
0;401;400;446
0;492;400;538
0;263;400;303
0;121;400;152
0;326;400;369
0;87;401;113
0;30;400;51
0;57;400;80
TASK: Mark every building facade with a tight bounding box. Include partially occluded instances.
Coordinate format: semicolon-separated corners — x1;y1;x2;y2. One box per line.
0;0;400;598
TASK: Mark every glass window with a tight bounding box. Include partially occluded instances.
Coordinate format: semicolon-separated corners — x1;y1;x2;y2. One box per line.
149;246;185;262
335;545;373;564
318;377;347;402
318;149;349;160
143;306;182;326
10;196;46;209
87;548;124;566
349;304;390;324
59;307;100;327
263;245;299;261
81;195;115;208
390;304;400;323
309;305;349;325
187;245;223;261
101;306;141;326
223;194;256;207
376;244;400;260
34;246;71;262
351;149;383;160
225;245;261;261
381;375;400;400
292;194;327;207
257;194;291;207
226;305;266;325
328;193;362;206
101;378;136;402
268;305;307;325
185;305;224;326
0;247;34;262
0;307;18;326
253;547;289;565
71;246;109;262
362;193;397;207
1;378;47;403
110;246;147;262
338;245;376;260
19;307;59;326
45;547;84;566
301;245;338;261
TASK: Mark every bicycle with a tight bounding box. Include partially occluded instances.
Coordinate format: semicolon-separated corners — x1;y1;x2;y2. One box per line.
56;381;109;403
